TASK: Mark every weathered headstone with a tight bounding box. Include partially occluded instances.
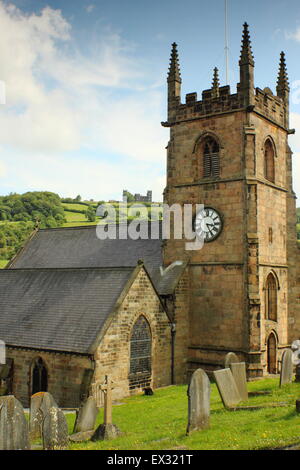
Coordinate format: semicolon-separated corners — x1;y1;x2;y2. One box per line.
280;349;293;386
291;340;300;382
0;395;30;450
229;362;248;401
92;376;121;441
224;352;239;368
186;368;210;434
0;340;5;364
42;407;69;450
73;396;98;433
29;391;58;440
213;368;242;409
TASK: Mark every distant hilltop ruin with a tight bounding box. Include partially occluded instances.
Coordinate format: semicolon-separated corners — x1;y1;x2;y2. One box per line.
122;190;152;203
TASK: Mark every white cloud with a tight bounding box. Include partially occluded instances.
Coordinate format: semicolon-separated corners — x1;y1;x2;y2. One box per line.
0;2;167;200
1;149;165;201
85;4;95;14
285;27;300;42
289;112;300;202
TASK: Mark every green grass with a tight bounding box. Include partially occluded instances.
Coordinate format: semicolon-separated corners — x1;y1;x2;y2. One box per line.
65;378;300;450
0;259;8;268
62;203;89;211
64;211;88;222
63;221;99;227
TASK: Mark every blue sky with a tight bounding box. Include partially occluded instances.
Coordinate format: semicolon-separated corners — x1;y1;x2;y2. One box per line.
0;0;299;201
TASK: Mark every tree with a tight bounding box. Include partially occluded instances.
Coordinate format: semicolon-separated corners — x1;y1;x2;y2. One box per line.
123;190;134;203
85;205;96;222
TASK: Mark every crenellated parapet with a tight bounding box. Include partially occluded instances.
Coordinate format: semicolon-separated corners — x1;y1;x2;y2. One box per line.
254;87;287;128
164;24;290;131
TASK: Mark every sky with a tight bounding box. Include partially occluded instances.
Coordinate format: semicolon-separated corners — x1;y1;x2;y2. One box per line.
0;0;299;202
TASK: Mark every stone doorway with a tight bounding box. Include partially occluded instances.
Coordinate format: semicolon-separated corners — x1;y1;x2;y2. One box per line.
267;333;277;374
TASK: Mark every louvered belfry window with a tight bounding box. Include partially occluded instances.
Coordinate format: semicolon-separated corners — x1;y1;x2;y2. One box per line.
129;316;152;390
203;137;220;178
264;139;275;183
266;273;277;322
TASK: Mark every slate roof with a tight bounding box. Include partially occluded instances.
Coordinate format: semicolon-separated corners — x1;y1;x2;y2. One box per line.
9;224;163;282
0;267;135;354
152;261;188;296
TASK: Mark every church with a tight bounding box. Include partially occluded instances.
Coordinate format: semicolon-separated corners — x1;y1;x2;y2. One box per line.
0;23;299;408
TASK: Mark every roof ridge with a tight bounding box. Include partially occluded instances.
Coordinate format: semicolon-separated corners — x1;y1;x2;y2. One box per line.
38;220;163;232
1;266;136;273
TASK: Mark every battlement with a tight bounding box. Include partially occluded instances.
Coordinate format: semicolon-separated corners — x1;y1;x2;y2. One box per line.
166;24;289;130
254;87;285;127
168;84;286;128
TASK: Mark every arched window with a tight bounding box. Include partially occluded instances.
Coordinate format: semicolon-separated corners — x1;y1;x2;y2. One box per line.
266;273;278;321
31;357;48;395
129;316;151;390
203;137;220;178
264;139;275;183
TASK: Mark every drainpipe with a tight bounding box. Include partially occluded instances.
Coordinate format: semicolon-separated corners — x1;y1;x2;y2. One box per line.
171;322;176;385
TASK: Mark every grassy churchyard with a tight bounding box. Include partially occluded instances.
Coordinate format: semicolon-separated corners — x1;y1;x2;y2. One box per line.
59;378;300;451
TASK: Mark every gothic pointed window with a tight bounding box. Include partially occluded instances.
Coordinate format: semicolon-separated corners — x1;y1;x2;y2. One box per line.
129;316;152;390
266;273;278;322
31;357;48;395
203;137;220;178
264;139;275;183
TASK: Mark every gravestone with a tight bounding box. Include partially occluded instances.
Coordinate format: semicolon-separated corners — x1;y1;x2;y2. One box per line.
29;391;58;440
73;396;98;433
224;352;239;368
186;368;210;434
291;340;300;382
92;376;121;441
0;395;30;450
213;368;242;409
0;340;5;364
42;407;69;450
229;362;248;401
280;349;293;387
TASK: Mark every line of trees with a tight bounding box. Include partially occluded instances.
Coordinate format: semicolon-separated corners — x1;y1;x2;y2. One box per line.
0;191;65;228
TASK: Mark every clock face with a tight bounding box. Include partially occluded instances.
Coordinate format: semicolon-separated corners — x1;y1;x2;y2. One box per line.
194;207;223;243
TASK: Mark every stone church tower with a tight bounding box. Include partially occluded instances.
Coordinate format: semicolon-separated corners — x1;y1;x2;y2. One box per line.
163;23;300;377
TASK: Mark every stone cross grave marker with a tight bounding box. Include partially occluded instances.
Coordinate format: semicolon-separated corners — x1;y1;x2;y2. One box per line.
42;406;69;450
186;368;210;434
229;362;248;401
91;375;121;441
0;395;30;450
213;368;242;410
224;352;239;368
280;349;293;387
73;396;99;433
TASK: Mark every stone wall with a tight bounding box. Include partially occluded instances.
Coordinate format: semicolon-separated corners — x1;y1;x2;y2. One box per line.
6;347;92;408
164;110;248;373
93;268;172;403
164;94;298;377
172;268;190;384
286;146;300;342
